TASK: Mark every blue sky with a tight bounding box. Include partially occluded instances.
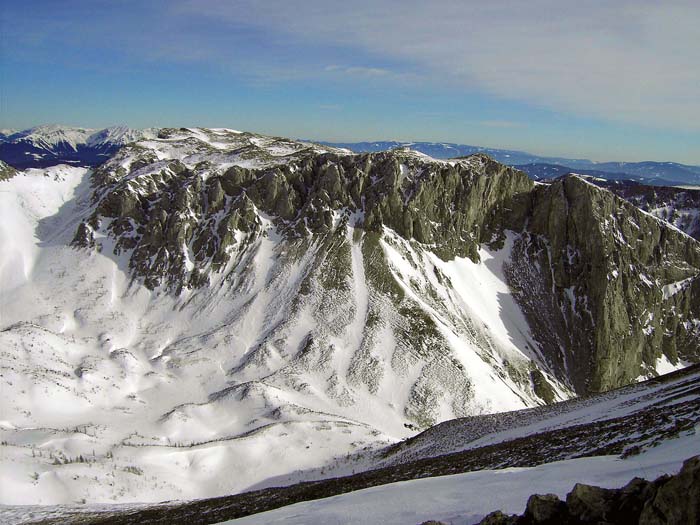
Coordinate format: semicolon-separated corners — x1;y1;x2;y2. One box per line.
2;1;699;163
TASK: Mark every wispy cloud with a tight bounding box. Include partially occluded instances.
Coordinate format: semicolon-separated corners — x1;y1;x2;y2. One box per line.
176;0;700;131
3;0;699;161
479;120;525;129
325;65;391;77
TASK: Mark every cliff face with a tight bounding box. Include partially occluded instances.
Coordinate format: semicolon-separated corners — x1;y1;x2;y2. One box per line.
508;176;700;393
75;146;532;291
72;128;700;405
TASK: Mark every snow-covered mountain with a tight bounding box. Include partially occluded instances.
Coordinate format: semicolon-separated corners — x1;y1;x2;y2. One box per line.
0;129;17;142
0;125;157;169
315;140;546;165
4;127;700;186
0;128;698;508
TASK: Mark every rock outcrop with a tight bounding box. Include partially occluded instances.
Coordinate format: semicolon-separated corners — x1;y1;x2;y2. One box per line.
507;176;700;392
473;455;700;524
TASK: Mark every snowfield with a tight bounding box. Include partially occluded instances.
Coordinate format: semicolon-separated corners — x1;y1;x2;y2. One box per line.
0;163;391;505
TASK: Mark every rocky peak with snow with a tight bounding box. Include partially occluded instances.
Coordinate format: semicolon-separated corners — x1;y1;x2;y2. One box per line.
72;129;700;398
9;124;96;151
512;174;700;392
578;176;700;241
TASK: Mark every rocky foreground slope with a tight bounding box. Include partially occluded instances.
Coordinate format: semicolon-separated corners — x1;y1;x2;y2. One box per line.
470;455;699;525
0;128;698;505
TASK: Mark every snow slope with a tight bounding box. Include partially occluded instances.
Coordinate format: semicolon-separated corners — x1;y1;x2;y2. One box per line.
0;162;392;505
3;364;695;524
0;131;562;505
372;363;699;467
220;433;699;525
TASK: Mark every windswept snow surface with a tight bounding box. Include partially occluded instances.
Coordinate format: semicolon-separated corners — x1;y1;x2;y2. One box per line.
428;233;543;364
0;165;391;504
220;433;699;525
380;229;566;416
0;165;89;292
1;366;697;524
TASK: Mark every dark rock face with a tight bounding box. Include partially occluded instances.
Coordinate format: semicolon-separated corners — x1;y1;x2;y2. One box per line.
506;176;700;393
566;483;618;522
640;456;700;525
525;493;569;524
477;512;518;525
75;148;531;291
469;455;699;525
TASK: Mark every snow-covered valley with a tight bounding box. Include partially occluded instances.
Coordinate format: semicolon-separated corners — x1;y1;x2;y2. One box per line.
3;363;697;524
0;163;396;504
0;131;563;506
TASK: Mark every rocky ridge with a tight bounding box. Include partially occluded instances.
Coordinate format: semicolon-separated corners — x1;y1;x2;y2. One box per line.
581;176;700;240
73;128;700;396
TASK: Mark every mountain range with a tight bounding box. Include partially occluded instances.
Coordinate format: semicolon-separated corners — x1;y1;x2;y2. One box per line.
2;126;700;187
318;140;700;187
0;126;698;522
0;125;157;169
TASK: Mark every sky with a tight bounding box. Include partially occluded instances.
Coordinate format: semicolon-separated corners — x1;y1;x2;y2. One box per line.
1;0;699;164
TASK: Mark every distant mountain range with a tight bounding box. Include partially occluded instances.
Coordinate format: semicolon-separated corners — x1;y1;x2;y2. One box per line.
2;126;700;187
0;124;157;169
319;140;700;187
